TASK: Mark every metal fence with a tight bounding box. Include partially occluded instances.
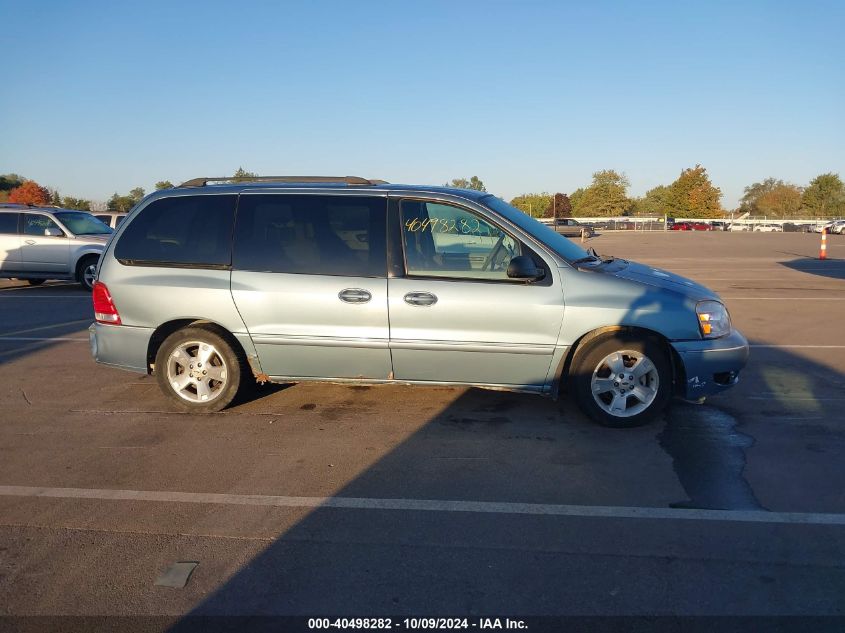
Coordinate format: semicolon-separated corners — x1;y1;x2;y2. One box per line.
538;217;840;232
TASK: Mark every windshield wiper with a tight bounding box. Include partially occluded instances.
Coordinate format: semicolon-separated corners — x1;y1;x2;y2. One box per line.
571;255;600;264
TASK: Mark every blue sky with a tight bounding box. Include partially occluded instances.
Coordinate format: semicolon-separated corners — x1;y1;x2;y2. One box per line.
2;0;843;208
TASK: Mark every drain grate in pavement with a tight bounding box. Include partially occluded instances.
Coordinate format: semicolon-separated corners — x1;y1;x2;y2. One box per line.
155;561;199;588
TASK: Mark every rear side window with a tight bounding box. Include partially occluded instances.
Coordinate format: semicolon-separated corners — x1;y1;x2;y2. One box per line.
0;213;18;234
233;194;386;277
115;195;236;267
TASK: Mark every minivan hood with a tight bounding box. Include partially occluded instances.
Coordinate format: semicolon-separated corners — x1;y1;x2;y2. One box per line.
612;260;717;300
577;258;718;301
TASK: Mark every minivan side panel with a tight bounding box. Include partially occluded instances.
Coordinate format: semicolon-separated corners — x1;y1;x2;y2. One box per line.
231;272;392;379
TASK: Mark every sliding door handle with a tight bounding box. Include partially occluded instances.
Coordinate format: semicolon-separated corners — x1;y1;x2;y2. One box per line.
404;291;438;307
338;288;372;304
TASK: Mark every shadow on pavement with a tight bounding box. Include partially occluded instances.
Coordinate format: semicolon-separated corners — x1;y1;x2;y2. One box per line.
780;257;845;280
163;340;845;622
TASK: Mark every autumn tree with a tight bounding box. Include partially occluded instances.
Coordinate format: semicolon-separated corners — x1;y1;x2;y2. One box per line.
667;165;723;218
155;180;174;190
801;173;845;218
510;193;553;217
755;183;802;218
550;192;572;219
8;180;50;206
445;176;486;192
574;170;631;217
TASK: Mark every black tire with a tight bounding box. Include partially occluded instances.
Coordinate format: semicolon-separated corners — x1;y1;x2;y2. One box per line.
570;333;672;428
76;255;99;291
154;326;246;413
24;279;46;286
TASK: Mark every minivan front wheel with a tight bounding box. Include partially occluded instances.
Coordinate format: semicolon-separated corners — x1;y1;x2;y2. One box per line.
155;327;243;413
571;334;671;428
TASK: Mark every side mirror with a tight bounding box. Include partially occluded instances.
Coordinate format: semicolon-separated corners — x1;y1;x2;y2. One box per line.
507;255;543;281
44;227;64;237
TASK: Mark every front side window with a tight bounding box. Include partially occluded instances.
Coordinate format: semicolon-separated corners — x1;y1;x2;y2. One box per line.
400;201;521;280
233;194;386;277
114;195;236;267
23;214;61;236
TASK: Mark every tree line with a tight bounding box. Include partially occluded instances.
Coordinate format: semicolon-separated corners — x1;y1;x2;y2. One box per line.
509;167;845;219
4;168;843;219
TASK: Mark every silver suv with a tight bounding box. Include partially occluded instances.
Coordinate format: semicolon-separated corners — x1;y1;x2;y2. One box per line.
89;176;748;427
0;204;112;290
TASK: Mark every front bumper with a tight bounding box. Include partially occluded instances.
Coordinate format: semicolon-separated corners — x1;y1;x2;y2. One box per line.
670;329;749;400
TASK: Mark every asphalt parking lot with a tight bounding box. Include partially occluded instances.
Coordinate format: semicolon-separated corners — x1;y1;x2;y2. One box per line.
0;232;844;626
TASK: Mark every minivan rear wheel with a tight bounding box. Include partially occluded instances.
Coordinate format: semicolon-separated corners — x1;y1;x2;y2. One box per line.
155;327;244;413
571;333;672;428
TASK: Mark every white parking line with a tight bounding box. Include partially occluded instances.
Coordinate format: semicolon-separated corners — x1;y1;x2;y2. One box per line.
750;345;845;349
0;337;88;342
1;485;843;526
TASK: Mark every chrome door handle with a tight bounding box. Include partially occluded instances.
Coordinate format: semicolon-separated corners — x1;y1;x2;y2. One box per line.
338;288;372;304
404;291;437;307
24;240;36;245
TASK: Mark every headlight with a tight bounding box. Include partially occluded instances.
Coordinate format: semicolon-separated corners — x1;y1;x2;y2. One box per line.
696;300;731;339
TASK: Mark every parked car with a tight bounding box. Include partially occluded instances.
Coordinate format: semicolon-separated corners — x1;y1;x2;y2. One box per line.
730;223;752;232
709;221;729;231
0;204;112;290
93;212;128;230
553;218;595;238
811;222;835;233
829;220;845;235
671;221;712;231
753;224;783;232
89;176;748;428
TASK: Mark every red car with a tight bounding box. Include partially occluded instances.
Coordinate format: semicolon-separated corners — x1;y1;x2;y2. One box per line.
671;221;712;231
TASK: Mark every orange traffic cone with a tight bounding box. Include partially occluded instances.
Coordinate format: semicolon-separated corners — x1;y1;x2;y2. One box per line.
820;228;827;260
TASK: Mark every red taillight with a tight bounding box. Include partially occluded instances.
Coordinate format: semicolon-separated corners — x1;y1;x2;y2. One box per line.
92;281;121;325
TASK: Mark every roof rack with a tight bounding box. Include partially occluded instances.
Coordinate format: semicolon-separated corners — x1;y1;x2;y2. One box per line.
178;176;388;188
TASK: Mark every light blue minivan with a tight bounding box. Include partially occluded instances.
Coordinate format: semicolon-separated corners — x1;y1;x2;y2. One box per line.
90;176;748;427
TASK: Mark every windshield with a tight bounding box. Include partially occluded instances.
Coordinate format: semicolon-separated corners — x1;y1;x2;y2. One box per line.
481;196;590;262
55;211;113;235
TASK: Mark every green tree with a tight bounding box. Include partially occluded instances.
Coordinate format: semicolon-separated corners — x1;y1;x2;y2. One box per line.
107;193;136;213
0;173;25;192
48;189;62;206
667;165;723;218
233;167;257;180
445;176;486;192
155;180;174;190
575;170;631;217
801;173;845;218
129;187;145;202
630;185;671;216
569;188;585;214
510;192;553;217
61;197;91;211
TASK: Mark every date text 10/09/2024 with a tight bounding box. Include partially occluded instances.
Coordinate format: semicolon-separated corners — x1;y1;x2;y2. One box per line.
308;618;528;630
